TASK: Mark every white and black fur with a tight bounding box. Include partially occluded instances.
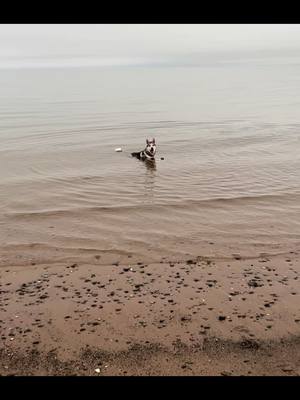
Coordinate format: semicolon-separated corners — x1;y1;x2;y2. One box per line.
131;138;156;161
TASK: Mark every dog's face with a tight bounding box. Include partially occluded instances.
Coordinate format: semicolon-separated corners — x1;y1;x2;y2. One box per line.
146;138;156;156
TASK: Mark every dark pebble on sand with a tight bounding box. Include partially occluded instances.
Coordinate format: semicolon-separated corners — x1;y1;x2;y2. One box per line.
248;279;263;288
218;316;226;321
281;366;293;372
181;316;191;322
220;371;232;376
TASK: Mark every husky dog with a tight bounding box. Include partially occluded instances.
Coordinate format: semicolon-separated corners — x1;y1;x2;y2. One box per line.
131;138;156;161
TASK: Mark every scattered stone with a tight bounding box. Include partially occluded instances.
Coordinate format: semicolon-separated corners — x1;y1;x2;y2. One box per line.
181;316;191;322
248;279;263;288
220;371;232;376
281;366;293;372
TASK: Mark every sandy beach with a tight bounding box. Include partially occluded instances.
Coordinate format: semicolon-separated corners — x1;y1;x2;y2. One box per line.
1;250;299;376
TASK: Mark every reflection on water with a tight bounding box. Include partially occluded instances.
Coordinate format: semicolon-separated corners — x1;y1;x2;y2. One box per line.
143;159;157;204
144;159;156;172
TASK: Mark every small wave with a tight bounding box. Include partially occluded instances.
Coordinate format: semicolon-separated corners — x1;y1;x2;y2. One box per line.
5;192;300;219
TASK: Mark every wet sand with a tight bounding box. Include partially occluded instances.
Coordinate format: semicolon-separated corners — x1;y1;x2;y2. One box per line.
1;250;300;376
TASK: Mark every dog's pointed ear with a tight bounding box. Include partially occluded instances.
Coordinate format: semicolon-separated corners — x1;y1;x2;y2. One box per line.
146;139;149;144
152;138;155;143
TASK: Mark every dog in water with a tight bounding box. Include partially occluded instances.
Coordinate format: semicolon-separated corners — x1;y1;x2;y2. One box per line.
131;138;156;161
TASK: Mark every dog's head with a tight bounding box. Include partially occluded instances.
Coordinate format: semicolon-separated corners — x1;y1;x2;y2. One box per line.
145;138;156;157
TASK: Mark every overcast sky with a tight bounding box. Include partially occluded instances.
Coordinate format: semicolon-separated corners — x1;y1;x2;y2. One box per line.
0;24;300;67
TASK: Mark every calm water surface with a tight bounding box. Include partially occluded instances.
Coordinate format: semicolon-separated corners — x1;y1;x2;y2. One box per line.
0;64;300;262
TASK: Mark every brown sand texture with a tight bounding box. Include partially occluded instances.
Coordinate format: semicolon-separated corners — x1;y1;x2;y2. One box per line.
1;250;300;376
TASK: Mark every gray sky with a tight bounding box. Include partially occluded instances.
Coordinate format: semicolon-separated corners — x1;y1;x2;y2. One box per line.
1;24;300;67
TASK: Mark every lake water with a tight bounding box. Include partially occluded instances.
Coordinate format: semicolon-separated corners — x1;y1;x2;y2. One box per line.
1;62;300;264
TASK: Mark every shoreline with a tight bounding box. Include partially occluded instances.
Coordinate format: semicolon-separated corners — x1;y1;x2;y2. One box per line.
1;251;299;375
